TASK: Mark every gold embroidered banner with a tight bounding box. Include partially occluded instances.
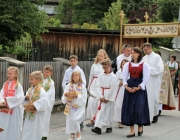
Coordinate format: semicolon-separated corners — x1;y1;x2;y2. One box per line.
124;23;180;38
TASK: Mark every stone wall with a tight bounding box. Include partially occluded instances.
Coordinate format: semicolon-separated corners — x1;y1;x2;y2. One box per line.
159;47;174;62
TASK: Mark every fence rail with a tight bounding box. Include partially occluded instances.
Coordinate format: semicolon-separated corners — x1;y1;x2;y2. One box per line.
0;61;94;99
0;62;9;87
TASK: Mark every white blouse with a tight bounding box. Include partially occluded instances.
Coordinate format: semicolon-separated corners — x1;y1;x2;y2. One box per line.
123;61;150;90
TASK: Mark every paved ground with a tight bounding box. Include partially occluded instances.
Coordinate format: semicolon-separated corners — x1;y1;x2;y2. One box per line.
48;97;180;140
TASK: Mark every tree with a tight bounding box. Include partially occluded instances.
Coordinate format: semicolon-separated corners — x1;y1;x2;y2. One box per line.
157;0;179;22
0;0;47;48
121;0;157;23
103;0;128;30
55;0;73;24
56;0;116;25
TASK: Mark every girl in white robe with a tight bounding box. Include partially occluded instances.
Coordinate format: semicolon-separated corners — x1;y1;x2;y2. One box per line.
21;71;50;140
62;71;87;140
86;49;109;126
114;59;129;128
91;59;118;134
0;67;24;140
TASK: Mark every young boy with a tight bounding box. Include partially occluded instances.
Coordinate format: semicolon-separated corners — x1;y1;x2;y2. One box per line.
91;59;117;134
42;65;55;140
62;55;86;130
62;55;86;90
21;71;50;140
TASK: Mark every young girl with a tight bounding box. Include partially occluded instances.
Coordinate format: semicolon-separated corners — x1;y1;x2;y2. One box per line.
0;67;24;140
62;71;87;140
114;59;129;128
122;47;150;137
86;49;109;127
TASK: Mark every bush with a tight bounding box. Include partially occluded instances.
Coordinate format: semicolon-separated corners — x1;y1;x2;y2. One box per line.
12;46;26;56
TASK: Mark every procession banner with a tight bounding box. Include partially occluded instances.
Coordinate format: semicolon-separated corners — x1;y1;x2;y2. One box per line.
123;23;180;38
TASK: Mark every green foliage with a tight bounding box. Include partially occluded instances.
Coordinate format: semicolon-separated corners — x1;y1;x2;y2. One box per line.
12;46;26;55
157;0;179;22
55;0;73;24
121;0;155;14
0;44;26;56
56;0;116;25
103;0;129;30
81;23;91;29
0;0;47;47
81;23;98;29
46;17;61;27
72;24;81;28
153;38;174;49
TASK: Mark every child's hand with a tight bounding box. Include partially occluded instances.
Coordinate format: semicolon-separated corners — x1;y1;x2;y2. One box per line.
25;95;30;101
64;93;69;97
73;94;78;98
28;105;36;111
119;81;123;87
104;99;109;103
0;127;4;132
4;98;7;104
100;98;104;102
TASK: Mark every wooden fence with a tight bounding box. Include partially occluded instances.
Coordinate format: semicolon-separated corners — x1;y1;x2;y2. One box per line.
0;61;94;99
0;62;9;87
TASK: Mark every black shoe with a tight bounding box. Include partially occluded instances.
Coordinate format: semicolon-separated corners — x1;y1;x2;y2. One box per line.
138;126;143;136
91;127;102;134
106;127;112;133
127;133;135;138
41;137;47;140
152;115;159;123
80;122;84;131
159;110;161;116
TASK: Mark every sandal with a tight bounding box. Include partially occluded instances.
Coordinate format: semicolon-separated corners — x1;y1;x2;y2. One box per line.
76;133;81;140
86;123;94;127
118;122;124;128
69;133;75;140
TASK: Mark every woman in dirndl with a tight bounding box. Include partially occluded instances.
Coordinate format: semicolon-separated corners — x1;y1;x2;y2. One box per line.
121;47;150;138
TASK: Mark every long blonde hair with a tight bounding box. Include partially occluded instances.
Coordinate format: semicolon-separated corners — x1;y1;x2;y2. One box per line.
7;66;19;88
94;49;109;64
70;71;83;84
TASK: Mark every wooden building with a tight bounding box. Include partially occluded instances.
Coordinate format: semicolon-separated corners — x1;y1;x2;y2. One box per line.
32;27;146;61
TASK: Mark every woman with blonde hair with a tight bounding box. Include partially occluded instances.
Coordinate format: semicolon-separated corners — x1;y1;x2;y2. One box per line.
86;49;109;127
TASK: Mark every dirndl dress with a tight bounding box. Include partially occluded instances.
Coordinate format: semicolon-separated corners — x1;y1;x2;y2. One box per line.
121;62;150;126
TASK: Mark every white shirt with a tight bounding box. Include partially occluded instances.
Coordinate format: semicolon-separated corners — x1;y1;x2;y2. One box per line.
123;61;150;90
62;65;86;90
167;61;178;70
116;54;131;70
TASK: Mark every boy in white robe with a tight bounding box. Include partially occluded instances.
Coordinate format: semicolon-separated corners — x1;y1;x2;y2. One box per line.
91;59;117;134
42;65;55;140
62;55;86;130
0;67;24;140
21;71;50;140
62;55;86;90
142;43;164;123
62;71;87;140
